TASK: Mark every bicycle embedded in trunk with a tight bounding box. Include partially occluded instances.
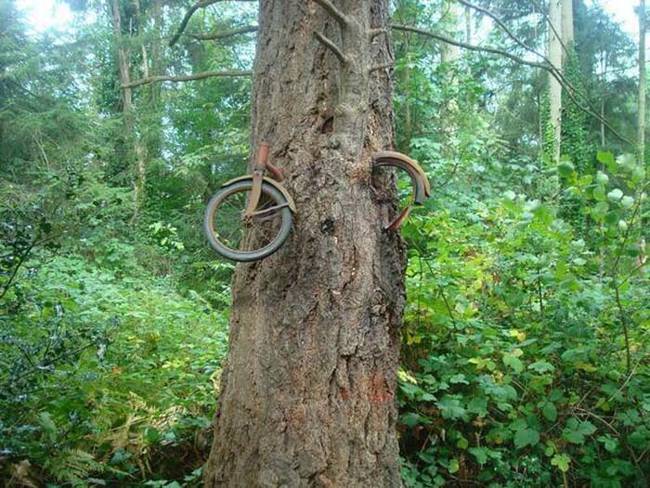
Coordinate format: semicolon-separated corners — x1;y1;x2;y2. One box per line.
204;143;430;262
204;143;295;262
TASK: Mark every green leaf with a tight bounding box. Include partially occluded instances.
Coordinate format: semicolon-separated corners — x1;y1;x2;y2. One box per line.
514;428;540;449
541;402;558;422
456;436;469;449
597;435;619;453
607;188;623;202
469;447;489;465
551;453;571;472
400;412;430;427
38;412;58;443
593;185;607;201
558;161;575;177
503;353;524;373
436;395;467;420
528;360;555;374
562;418;596;444
448;373;469;384
591;201;609;221
467;396;488;417
597;151;615;168
620;196;634;209
596;171;609;185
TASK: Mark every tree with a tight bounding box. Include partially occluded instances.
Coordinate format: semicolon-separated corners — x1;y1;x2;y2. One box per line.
548;0;563;163
202;1;406;486
108;0;149;222
639;0;646;162
561;0;574;53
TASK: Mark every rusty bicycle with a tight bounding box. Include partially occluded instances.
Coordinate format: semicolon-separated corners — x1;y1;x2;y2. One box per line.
204;142;296;262
204;144;430;262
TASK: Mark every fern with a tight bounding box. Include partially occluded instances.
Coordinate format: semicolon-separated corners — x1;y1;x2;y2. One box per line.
44;449;104;488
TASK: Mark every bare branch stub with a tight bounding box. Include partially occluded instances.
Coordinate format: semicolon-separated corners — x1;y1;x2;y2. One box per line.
313;0;351;28
314;31;349;65
369;28;388;40
369;63;393;74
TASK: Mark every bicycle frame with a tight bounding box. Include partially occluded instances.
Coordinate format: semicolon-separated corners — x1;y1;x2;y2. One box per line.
218;142;296;218
372;151;431;230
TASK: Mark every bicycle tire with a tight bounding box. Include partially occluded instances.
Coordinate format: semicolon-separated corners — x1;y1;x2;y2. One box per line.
204;179;293;262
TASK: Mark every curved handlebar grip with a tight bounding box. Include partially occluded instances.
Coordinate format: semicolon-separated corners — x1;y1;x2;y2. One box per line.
256;142;270;166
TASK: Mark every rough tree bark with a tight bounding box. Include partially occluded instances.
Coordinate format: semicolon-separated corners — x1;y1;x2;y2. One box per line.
548;0;563;163
203;1;405;487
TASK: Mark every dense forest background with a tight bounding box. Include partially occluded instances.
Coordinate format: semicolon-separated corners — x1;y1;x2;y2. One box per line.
1;0;648;486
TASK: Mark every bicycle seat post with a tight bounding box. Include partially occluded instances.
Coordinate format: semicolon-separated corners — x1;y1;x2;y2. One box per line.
245;142;269;218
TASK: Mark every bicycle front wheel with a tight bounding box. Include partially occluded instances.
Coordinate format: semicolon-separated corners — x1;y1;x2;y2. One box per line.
204;179;293;262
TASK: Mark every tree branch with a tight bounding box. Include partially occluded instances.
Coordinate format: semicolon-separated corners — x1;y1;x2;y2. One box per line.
169;0;256;47
313;0;350;27
169;0;219;47
457;0;547;61
457;0;620;147
190;25;258;41
313;31;348;64
390;24;634;146
123;70;252;89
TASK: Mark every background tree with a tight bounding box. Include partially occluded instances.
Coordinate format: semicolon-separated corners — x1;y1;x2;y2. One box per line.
639;0;647;162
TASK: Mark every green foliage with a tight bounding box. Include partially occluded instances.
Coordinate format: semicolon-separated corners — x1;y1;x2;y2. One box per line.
2;0;648;486
397;148;649;486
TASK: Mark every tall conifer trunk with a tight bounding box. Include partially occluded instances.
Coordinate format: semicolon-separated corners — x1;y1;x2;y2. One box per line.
204;1;405;486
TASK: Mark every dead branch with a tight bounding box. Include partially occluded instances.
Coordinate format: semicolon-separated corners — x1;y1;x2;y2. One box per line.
390;23;634;146
169;0;256;47
123;70;252;88
190;25;258;41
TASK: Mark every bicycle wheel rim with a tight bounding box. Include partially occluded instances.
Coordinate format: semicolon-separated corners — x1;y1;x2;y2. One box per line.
204;180;293;262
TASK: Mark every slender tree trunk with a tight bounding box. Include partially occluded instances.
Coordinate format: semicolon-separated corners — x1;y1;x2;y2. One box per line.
440;0;460;64
601;98;606;147
109;0;147;223
204;1;404;487
561;0;574;55
440;0;461;154
465;6;471;44
403;51;412;147
639;0;646;163
548;0;562;163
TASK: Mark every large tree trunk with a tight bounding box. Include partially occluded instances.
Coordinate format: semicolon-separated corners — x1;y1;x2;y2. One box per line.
548;0;563;163
204;1;405;487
